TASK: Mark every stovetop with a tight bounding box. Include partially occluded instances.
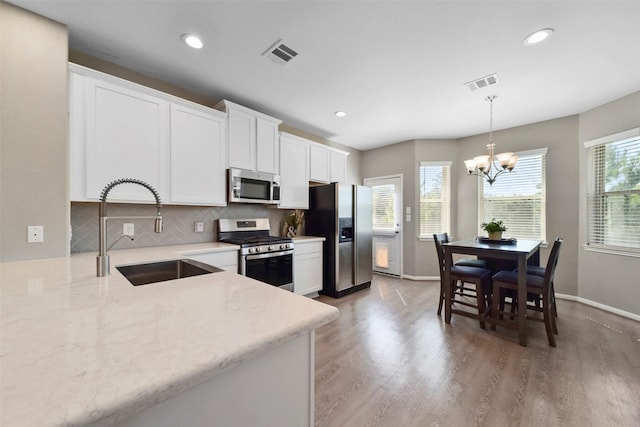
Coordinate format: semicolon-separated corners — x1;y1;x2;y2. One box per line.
217;218;293;253
221;235;292;247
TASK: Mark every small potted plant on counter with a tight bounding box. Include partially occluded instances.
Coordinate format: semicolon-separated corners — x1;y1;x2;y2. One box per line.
481;218;507;240
284;209;305;237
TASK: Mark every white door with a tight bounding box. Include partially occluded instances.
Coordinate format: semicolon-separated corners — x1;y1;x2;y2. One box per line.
364;175;402;276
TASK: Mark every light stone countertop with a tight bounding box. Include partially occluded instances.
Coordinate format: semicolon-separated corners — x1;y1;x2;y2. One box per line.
292;235;326;243
0;243;339;427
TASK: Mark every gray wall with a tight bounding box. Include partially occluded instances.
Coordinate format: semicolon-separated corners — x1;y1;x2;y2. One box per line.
578;91;640;315
1;3;69;261
70;202;288;253
361;140;416;276
457;116;580;297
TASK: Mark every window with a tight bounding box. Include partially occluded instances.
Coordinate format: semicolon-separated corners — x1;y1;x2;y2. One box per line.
585;128;640;252
419;161;451;237
479;149;547;240
371;184;396;232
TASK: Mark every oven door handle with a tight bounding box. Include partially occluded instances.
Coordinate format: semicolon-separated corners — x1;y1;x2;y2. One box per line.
245;250;294;261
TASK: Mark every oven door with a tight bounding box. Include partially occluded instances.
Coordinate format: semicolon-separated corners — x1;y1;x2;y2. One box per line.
241;250;294;291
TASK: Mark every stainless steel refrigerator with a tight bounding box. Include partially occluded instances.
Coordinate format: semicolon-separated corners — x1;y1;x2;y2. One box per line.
306;183;373;297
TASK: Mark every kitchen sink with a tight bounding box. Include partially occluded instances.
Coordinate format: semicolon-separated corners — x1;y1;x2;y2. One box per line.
116;259;222;286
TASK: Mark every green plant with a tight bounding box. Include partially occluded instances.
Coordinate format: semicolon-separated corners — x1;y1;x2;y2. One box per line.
481;218;507;233
285;209;305;230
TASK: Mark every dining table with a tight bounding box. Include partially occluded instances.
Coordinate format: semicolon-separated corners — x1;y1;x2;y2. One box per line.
443;238;543;346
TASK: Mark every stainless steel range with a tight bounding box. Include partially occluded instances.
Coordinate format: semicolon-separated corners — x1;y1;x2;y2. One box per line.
218;218;294;292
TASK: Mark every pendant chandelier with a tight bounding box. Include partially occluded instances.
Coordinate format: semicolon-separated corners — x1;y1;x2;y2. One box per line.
464;96;518;185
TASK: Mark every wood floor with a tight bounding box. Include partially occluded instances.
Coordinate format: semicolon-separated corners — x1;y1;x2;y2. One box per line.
313;274;640;427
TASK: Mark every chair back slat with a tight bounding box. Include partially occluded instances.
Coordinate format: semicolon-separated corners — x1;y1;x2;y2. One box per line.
433;234;446;279
544;238;563;287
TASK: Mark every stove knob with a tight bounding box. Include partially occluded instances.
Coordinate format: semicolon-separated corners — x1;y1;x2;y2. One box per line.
255;247;262;253
268;245;274;251
248;248;255;254
281;244;288;249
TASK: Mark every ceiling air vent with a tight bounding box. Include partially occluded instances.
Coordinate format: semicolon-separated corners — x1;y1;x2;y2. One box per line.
263;39;299;65
464;73;499;91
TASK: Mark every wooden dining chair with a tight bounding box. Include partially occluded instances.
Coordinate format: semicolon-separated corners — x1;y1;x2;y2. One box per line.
433;233;489;269
433;234;492;328
491;238;563;347
515;264;558;320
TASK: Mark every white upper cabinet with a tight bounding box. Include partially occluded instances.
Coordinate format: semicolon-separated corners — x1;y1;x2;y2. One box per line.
69;63;228;206
256;117;280;174
279;132;310;209
329;148;348;183
309;144;330;183
71;68;169;202
308;141;348;184
216;100;282;174
170;103;227;206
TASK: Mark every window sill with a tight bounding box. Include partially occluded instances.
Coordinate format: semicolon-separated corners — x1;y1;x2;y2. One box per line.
583;245;640;258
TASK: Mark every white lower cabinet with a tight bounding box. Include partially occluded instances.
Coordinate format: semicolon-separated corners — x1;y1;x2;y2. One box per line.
294;239;323;296
114;332;315;427
186;250;239;272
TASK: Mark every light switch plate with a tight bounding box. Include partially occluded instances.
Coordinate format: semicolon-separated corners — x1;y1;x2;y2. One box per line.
195;222;204;233
27;226;44;243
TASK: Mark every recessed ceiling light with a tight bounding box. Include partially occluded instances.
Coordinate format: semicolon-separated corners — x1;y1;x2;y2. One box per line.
334;111;346;117
182;34;204;49
523;28;553;46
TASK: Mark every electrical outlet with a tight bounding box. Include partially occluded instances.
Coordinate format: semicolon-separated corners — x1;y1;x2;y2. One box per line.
123;223;135;236
195;222;204;233
27;226;44;243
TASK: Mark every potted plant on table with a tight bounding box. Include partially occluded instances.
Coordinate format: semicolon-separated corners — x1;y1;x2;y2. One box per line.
481;218;507;240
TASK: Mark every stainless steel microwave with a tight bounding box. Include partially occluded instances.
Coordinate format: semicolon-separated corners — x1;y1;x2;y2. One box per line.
228;168;280;204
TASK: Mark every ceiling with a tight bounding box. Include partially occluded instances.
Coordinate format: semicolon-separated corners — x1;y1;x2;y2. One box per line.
9;0;640;151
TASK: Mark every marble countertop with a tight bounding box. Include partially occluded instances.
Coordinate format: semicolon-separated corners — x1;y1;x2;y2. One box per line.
292;235;326;243
0;243;339;426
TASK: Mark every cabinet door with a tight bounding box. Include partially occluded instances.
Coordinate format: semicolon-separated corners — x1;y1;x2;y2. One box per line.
85;77;169;202
187;251;238;272
256;117;280;174
294;242;323;296
279;134;309;209
227;107;256;171
330;150;347;183
170;104;227;205
309;145;330;183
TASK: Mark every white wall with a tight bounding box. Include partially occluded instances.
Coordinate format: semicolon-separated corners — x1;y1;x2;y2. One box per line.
578;91;640;316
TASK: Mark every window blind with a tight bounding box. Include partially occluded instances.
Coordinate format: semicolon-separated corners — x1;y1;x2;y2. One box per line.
586;130;640;251
419;162;451;236
479;150;546;240
371;184;396;231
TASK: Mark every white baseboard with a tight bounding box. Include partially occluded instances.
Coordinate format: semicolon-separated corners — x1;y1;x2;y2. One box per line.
386;277;639;322
556;293;640;322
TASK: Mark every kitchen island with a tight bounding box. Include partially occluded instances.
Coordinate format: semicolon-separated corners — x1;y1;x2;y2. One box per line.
0;243;339;426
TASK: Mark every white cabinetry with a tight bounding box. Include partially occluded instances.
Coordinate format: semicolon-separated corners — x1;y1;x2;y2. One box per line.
216;100;282;174
309;144;330;183
329;149;348;183
186;249;239;272
70;68;169;202
308;142;348;184
279;132;310;209
69;63;229;206
293;239;324;297
170;104;227;206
